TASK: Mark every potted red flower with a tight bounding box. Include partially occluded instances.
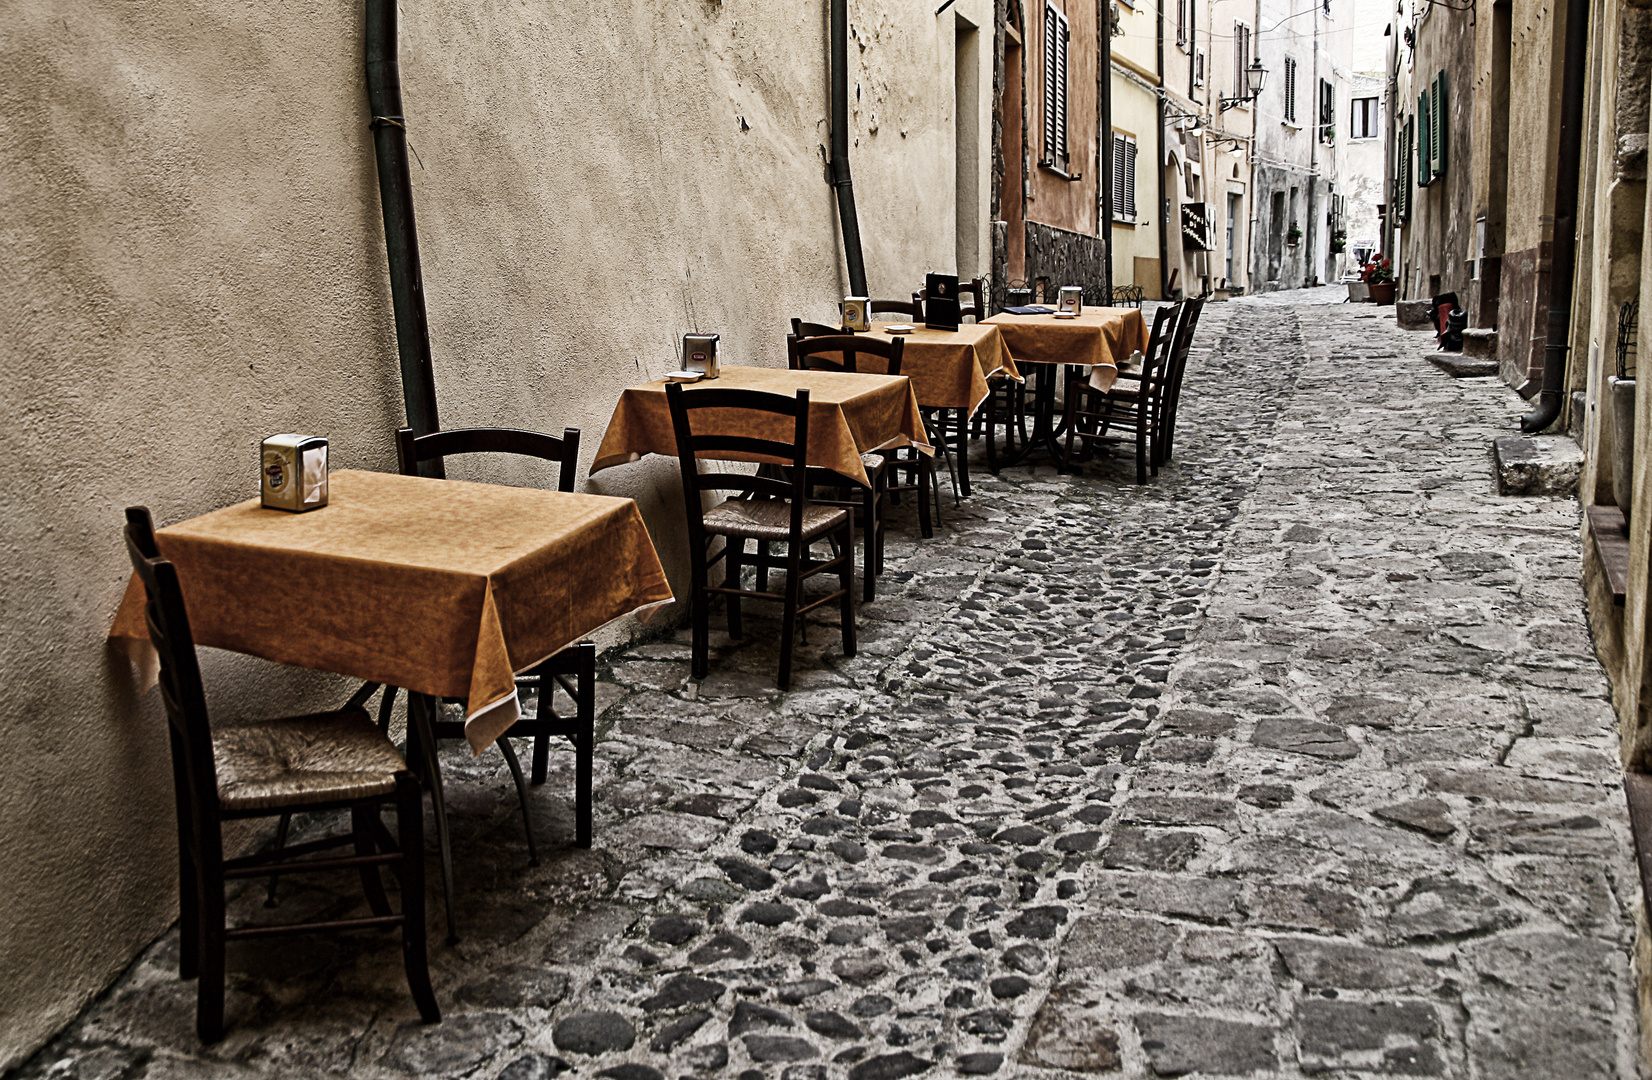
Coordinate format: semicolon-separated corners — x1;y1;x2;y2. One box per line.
1361;257;1396;305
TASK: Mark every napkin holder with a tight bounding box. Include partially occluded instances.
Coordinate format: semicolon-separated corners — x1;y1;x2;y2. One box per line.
842;297;870;333
261;434;329;512
1057;286;1083;316
684;333;721;379
924;272;960;331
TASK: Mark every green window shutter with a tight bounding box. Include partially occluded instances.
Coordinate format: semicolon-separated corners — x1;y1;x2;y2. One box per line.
1400;117;1413;219
1430;72;1447;176
1417;90;1432;186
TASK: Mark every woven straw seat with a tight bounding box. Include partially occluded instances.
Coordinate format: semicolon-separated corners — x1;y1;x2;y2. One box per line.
703;497;849;542
215;709;405;812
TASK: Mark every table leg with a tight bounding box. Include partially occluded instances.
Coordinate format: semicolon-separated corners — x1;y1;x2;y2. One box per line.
407;692;459;945
951;407;972;498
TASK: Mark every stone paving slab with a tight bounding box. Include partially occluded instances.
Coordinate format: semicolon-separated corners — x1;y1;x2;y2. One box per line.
11;288;1640;1080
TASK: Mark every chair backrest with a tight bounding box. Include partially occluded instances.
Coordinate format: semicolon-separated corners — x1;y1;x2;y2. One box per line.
1110;284;1145;309
1161;296;1206;408
870;298;923;323
791;318;847;338
787;333;904;377
123;507;219;819
395;426;580;491
1140;303;1182;374
665;383;812;542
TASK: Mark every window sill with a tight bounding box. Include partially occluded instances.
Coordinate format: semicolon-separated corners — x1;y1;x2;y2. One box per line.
1111;218;1140;228
1281;121;1303;130
1039;162;1083;182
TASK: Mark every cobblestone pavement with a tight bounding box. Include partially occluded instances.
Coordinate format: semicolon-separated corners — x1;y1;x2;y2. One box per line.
16;288;1642;1080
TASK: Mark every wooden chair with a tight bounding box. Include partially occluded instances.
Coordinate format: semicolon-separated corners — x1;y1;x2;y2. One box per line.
1155;296;1206;464
870;298;924;323
122;507;438;1044
1060;302;1183;483
791;318;847;338
394;426;595;864
666;383;856;689
787;334;929;599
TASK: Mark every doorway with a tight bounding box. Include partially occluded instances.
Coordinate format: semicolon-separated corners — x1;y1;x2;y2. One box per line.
1002;24;1026;283
956;18;981;279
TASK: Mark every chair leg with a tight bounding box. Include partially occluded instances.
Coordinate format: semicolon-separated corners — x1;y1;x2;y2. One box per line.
394;773;440;1024
495;736;540;867
1135;411;1149;484
169;732;201;982
1061;385;1079;473
985;391;1000;474
352;806;394;915
195;856;226;1044
838;519;857;658
264;812;291;908
778;540;803;690
575;642;596;849
531;730;549;786
409;694;459;945
378;683;399;736
953;405;971;497
690;557;710;681
755;539;770;592
727;537;744;639
861;488;877;603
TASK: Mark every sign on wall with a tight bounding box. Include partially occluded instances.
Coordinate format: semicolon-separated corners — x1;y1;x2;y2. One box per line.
1182;202;1216;250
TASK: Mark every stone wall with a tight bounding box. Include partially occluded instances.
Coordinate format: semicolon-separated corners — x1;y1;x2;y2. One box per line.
1024;220;1110;303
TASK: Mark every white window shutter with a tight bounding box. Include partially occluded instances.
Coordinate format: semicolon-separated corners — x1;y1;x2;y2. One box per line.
1057;14;1070;169
1044;4;1059;165
1124;137;1138;218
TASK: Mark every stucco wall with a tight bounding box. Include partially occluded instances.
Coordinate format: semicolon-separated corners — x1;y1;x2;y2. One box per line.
0;0;986;1065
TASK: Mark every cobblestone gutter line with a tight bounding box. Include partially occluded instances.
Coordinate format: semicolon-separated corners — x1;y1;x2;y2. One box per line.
13;296;1638;1080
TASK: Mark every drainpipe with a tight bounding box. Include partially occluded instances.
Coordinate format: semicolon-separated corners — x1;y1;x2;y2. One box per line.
830;0;869;297
1101;3;1115;298
1519;0;1590;433
1156;0;1170;299
365;0;441;444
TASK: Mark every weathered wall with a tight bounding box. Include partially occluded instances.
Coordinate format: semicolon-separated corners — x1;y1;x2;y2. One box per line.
0;0;987;1065
1025;219;1110;300
1027;0;1100;235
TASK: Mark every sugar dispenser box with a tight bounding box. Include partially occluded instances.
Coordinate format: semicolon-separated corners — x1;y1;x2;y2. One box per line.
261;435;329;512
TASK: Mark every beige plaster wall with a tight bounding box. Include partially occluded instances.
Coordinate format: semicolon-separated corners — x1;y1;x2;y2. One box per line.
0;0;970;1065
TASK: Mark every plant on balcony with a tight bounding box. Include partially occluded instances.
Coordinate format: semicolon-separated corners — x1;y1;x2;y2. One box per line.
1286;221;1303;246
1329;228;1347;254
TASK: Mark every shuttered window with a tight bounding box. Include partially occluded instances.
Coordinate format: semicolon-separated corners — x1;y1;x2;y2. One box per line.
1319;79;1334;141
1351;97;1378;139
1043;4;1071;173
1394;116;1413;220
1176;0;1188;45
1283;57;1298;123
1112;132;1138;221
1194;48;1205;87
1429;71;1448;176
1234;23;1252;99
1417;88;1432;186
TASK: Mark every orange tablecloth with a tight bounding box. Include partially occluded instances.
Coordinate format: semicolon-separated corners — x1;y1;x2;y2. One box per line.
110;470;673;752
982;305;1149;393
592;365;932;487
853;324;1022;413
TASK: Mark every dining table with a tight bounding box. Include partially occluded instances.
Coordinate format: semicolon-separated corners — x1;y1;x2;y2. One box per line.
110;468;674;939
981;305;1150;464
850;322;1022;497
592;364;933;484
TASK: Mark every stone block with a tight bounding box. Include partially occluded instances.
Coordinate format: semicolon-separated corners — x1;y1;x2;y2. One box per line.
1427;353;1499;378
1396;299;1434;330
1492;435;1582;496
1460;326;1497;359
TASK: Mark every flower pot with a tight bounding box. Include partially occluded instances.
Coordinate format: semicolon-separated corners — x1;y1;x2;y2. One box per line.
1346;281;1369;303
1368;282;1395;305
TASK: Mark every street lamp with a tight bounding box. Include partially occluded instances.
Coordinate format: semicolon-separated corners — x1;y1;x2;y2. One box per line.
1220;58;1269;112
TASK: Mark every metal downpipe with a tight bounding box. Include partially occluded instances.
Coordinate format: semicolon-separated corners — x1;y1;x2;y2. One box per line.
1519;0;1590;433
366;0;441;444
830;0;869;297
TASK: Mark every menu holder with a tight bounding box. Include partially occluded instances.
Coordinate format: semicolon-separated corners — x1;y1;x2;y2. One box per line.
924;272;960;331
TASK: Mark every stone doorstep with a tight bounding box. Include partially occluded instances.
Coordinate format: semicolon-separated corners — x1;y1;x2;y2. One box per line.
1623;773;1652;936
1396;299;1434;331
1461;327;1497;360
1492;434;1583;496
1427;353;1499;378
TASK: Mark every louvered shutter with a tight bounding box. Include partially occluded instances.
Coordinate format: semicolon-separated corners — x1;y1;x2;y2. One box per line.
1402;116;1414;215
1430;72;1447;176
1235;23;1245;97
1056;14;1070;169
1112;134;1125;220
1417;90;1432;186
1044;4;1058;166
1123;137;1138;218
1284;59;1296;123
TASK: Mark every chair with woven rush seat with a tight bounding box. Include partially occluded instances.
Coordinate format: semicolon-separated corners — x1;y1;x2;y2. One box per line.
1059;302;1182;483
786;333;930;599
122;507;437;1044
394;425;597;867
870;298;924;323
1155;296;1207;464
666;383;856;689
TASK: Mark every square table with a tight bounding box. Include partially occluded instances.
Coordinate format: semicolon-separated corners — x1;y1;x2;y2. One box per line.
111;469;674;754
592;365;932;486
981;305;1151;462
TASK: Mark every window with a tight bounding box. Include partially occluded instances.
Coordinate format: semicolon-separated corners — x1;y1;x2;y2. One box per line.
1043;3;1071;173
1429;71;1448;176
1351;97;1379;139
1112;132;1138;221
1176;0;1188;46
1319;79;1335;141
1417;87;1432;186
1234;23;1252;99
1194;48;1205;87
1283;57;1298;123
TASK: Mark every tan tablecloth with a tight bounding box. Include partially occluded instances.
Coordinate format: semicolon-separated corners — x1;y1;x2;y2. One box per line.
853;324;1022;413
982;305;1150;393
592;365;932;487
110;470;673;753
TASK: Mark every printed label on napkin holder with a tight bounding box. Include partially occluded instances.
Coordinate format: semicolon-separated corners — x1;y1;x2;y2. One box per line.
261;435;329;512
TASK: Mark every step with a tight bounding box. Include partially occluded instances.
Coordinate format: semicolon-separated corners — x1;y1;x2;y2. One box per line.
1493;435;1583;496
1461;327;1497;360
1396;299;1434;331
1428;353;1499;378
1585;504;1629;605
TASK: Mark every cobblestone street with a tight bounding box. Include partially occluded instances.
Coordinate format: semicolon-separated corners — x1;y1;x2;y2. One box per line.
18;289;1641;1080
